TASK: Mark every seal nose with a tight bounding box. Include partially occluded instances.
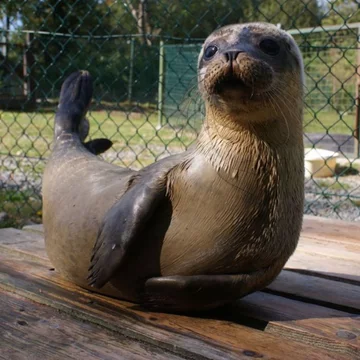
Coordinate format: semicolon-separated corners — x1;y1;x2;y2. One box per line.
224;51;242;62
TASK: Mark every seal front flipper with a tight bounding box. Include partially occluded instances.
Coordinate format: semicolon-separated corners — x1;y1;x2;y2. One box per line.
86;155;184;289
87;175;167;289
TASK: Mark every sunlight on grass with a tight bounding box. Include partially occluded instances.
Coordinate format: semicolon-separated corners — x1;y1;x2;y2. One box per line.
0;110;198;167
303;109;355;135
0;108;356;166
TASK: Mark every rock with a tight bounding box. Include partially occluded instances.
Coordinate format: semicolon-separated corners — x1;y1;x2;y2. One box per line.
0;212;9;225
23;219;36;226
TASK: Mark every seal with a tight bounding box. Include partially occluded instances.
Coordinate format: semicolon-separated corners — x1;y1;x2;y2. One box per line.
42;22;305;312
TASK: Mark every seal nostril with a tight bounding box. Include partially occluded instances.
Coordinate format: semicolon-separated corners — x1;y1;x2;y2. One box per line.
224;51;241;62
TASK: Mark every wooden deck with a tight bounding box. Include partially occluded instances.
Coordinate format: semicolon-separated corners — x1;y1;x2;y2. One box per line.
0;215;359;360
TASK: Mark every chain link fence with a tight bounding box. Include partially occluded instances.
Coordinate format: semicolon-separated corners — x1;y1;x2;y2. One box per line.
0;0;360;227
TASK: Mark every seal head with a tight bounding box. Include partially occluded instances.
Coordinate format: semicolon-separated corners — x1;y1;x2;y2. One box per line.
198;22;303;127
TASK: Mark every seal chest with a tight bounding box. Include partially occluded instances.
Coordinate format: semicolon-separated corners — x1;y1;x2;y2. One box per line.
43;22;305;312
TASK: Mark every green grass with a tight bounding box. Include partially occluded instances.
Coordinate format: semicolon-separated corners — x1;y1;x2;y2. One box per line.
0;108;357;227
0;189;42;228
303;109;355;135
0;110;198;168
316;180;351;191
1;108;355;153
0;108;356;168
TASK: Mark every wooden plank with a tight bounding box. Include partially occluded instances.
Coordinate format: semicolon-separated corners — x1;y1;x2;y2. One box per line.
268;270;360;312
22;224;44;234
285;250;360;284
302;215;360;244
296;236;360;262
1;222;360;357
0;290;182;360
14;219;360;284
0;253;345;360
231;292;359;358
3;226;359;291
0;228;47;261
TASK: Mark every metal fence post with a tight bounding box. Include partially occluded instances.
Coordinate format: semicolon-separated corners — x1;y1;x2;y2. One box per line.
355;26;360;159
157;40;164;129
128;37;135;103
23;32;35;108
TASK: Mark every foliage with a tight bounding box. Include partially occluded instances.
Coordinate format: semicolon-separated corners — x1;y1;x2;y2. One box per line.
0;0;327;104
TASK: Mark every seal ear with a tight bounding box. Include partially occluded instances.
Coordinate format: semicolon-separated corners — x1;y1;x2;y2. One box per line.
87;174;168;289
84;138;113;155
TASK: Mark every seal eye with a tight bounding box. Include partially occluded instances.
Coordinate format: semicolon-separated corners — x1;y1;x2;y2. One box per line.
204;45;218;60
259;39;280;56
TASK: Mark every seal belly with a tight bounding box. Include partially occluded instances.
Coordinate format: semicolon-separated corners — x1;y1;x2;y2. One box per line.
160;155;265;275
42;149;133;289
159;147;301;277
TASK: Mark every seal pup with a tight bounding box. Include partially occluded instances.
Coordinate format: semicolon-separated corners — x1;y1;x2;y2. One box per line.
42;22;305;312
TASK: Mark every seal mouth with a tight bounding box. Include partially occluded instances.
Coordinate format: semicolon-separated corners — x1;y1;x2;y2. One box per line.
214;76;248;95
202;55;274;101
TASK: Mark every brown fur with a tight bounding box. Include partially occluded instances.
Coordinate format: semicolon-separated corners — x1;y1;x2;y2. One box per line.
43;22;304;310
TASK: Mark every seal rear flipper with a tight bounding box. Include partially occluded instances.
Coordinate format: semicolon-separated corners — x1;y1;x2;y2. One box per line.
87;174;169;289
84;138;113;155
141;263;284;312
54;70;93;139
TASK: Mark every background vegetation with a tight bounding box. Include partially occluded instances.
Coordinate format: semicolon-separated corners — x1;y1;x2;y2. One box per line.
0;0;359;227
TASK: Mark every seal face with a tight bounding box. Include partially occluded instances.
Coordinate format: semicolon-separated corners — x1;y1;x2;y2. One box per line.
198;22;303;119
42;22;305;312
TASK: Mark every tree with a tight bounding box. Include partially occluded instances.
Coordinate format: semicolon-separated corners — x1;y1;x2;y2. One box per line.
321;0;360;25
0;0;326;105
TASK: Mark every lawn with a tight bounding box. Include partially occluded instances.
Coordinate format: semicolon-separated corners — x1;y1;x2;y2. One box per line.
0;109;199;169
0;107;357;228
303;109;355;135
1;108;356;161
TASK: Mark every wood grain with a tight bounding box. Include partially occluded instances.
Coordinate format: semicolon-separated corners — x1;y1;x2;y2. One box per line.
285;250;360;284
0;227;48;261
1;216;359;359
296;236;360;262
0;290;182;360
232;292;360;358
0;252;346;360
268;270;360;312
302;215;360;244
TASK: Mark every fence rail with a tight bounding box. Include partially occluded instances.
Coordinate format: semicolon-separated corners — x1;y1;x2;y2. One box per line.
1;0;360;227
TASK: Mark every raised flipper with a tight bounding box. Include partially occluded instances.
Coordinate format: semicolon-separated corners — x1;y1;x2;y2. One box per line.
142;262;284;312
54;71;113;155
87;156;183;289
54;70;93;139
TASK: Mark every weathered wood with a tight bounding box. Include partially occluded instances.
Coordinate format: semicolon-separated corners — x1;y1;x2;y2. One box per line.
0;228;47;261
296;236;360;262
267;270;360;312
302;215;360;244
0;290;183;360
1;216;360;359
17;221;360;284
285;250;360;284
0;253;346;360
21;224;44;234
4;225;359;295
232;292;360;358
